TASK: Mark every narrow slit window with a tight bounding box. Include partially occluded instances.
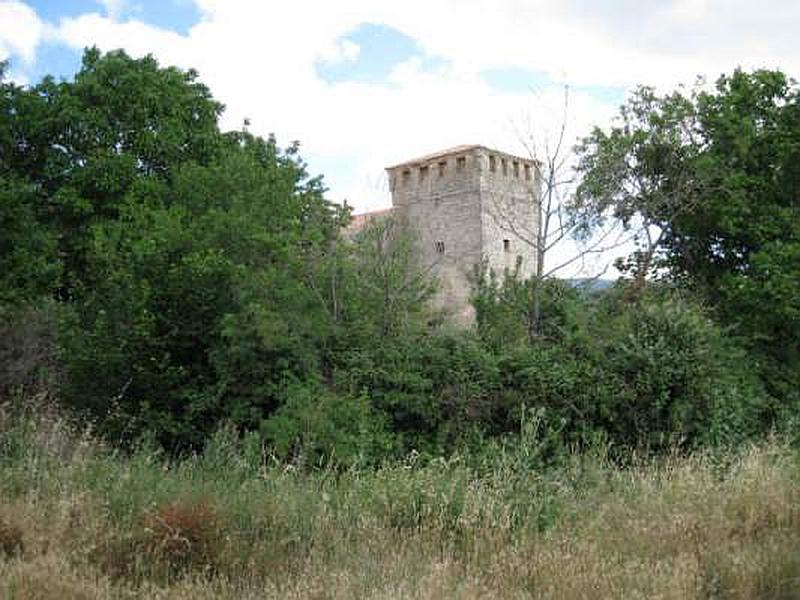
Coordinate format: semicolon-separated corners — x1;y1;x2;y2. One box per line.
456;156;466;171
438;160;447;177
489;155;496;172
501;159;508;175
435;240;445;254
402;169;411;185
419;165;429;181
503;239;511;252
513;161;520;178
524;163;532;180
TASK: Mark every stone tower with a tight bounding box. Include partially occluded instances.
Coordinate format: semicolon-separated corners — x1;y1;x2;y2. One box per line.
386;144;541;323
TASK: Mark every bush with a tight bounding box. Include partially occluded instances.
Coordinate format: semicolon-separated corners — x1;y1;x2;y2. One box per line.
0;302;61;401
599;292;769;450
477;278;770;453
141;498;222;578
261;383;396;467
333;332;502;456
0;517;23;559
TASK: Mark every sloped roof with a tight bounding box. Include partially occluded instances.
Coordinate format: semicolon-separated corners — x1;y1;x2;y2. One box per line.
342;207;394;237
386;144;540;170
386;145;485;169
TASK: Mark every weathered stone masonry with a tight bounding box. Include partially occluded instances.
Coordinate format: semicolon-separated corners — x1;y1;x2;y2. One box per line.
380;144;541;323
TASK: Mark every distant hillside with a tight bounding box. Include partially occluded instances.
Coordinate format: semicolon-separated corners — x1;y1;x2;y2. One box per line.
565;278;617;293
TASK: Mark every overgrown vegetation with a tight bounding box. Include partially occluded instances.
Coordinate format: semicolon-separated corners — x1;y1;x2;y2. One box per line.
1;50;795;461
2;402;800;598
2;48;800;595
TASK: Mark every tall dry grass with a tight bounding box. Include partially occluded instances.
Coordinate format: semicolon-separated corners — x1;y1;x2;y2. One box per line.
2;398;800;599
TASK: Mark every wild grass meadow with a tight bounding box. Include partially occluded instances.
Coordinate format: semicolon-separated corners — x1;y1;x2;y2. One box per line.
2;396;800;599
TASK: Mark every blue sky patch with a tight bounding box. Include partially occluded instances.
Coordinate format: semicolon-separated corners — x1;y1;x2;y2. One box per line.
576;84;626;105
24;0;89;23
25;42;83;83
316;22;445;85
481;67;553;93
482;67;626;104
118;0;202;36
24;0;202;35
11;1;202;84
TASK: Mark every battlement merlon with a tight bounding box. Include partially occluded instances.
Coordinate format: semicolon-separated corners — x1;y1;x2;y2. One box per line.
384;144;543;326
385;145;541;201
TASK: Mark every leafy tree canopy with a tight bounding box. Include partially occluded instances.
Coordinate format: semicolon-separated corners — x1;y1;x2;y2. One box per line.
575;69;800;401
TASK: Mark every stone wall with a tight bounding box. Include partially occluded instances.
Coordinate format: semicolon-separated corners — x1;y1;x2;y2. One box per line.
477;148;540;282
386;145;541;324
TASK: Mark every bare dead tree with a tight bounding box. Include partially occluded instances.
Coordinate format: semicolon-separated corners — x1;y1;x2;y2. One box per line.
484;86;632;339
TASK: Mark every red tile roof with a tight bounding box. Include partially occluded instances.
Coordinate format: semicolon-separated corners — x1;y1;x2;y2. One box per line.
342;207;394;237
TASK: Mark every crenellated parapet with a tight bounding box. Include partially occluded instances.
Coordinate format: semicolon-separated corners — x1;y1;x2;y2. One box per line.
384;144;542;325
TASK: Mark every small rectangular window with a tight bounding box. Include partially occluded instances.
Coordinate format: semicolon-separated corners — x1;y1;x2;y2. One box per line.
513;161;520;178
438;160;446;177
419;165;429;181
489;155;496;172
402;169;411;185
501;159;508;175
524;163;532;181
456;156;466;171
503;239;511;252
435;240;445;254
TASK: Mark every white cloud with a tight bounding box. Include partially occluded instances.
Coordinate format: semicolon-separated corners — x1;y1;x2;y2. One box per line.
668;0;709;23
318;39;360;65
57;13;191;65
0;1;46;64
10;0;800;274
97;0;132;22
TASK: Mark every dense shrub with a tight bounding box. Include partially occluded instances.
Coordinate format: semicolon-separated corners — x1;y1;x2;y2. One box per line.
0;517;23;559
261;384;396;467
332;332;502;455
476;277;770;453
598;292;769;450
0;302;61;400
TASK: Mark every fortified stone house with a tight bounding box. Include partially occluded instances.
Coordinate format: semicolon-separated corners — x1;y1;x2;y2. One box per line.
356;145;542;324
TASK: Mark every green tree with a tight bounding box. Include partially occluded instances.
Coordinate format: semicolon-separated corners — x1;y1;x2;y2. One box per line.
575;69;800;407
4;48;224;298
340;215;436;339
574;85;703;290
0;177;60;308
61;134;340;448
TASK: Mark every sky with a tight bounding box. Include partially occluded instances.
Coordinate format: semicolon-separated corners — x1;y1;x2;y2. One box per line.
1;0;798;276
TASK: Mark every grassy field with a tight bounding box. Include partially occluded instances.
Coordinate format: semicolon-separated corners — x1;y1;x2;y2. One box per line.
2;399;800;599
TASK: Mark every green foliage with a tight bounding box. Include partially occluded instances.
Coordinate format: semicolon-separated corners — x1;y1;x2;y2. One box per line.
3;49;224;296
475;275;768;452
332;331;503;455
261;384;395;467
473;271;587;349
598;292;768;449
0;178;60;307
575;69;800;411
59;135;339;449
338;215;436;340
0;52;788;463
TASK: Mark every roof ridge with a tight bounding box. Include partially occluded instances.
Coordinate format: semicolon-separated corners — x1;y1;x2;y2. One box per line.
386;144;538;169
386;145;485;169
